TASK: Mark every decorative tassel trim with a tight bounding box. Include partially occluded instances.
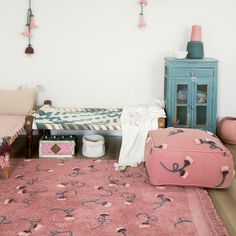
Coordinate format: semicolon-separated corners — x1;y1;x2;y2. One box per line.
196;188;229;235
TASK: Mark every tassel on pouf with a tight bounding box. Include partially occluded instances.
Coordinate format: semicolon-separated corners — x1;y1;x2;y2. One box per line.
138;0;148;28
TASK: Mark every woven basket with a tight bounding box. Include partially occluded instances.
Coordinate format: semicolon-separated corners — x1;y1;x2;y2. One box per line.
82;135;105;158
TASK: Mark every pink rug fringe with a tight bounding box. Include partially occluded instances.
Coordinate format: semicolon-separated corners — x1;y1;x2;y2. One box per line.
196;188;228;235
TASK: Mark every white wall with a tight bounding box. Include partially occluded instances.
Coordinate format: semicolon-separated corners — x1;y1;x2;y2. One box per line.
0;0;236;117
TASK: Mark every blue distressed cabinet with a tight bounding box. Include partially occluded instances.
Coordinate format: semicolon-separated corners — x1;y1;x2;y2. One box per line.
164;57;218;133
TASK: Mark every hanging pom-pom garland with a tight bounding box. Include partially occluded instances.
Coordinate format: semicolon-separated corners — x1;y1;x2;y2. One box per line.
138;0;148;28
22;0;37;55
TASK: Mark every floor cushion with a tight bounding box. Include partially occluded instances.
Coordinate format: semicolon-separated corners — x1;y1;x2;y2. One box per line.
144;128;235;188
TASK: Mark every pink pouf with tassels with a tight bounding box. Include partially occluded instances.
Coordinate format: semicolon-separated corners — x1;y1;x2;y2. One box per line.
144;128;235;188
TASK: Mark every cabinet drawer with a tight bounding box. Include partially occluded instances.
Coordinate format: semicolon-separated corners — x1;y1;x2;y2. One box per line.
172;68;214;78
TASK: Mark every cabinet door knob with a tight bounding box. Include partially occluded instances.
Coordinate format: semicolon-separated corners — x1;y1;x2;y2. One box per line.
190;71;196;77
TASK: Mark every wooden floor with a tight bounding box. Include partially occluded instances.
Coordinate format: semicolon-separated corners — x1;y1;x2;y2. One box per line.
208;143;236;236
7;135;236;235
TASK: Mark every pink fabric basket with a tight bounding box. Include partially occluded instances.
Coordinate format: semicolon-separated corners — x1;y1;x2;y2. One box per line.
144;128;235;188
217;117;236;144
39;136;76;158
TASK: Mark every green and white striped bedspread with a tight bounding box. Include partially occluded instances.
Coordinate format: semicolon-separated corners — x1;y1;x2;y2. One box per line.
32;105;122;130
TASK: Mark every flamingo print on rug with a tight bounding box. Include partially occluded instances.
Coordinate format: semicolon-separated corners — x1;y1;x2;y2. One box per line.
0;158;228;236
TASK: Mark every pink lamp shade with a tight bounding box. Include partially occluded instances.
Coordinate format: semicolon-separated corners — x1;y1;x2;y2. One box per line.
139;0;148;5
138;14;146;28
190;25;202;42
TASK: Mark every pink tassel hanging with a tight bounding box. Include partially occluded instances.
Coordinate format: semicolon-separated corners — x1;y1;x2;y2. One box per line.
21;25;31;37
30;15;37;29
138;0;148;28
138;14;146;28
139;0;148;5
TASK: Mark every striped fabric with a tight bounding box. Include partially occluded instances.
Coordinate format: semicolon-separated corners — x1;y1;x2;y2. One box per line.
0;115;26;147
32;105;122;131
8;126;25;145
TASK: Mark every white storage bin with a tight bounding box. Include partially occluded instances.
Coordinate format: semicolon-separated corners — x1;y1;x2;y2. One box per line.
82;135;105;158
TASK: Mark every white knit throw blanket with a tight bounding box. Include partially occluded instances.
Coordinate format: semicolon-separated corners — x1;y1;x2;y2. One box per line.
115;99;166;170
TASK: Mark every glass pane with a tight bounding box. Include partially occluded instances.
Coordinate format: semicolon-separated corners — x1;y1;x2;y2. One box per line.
177;84;188;104
197;85;208;104
196;106;207;125
176;106;187;125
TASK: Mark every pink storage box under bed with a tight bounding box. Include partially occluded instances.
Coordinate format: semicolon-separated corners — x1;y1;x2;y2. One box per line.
144;128;235;188
39;135;76;158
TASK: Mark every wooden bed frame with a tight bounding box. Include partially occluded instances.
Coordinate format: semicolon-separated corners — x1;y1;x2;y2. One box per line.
24;100;166;159
0;118;25;179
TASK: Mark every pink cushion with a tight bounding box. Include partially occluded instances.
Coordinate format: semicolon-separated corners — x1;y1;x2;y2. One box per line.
144;128;235;188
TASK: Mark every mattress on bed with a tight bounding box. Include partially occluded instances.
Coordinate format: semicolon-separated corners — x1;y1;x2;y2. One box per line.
32;105;122;131
0;115;25;145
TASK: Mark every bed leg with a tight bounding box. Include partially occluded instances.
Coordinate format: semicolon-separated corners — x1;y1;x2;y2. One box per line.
158;117;166;128
44;129;51;136
26;130;33;159
24;115;34;159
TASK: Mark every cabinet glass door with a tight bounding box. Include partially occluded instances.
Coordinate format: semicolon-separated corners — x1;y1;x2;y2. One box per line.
173;82;191;127
193;81;212;129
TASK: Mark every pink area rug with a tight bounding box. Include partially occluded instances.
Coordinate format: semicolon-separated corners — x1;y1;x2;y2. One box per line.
0;158;228;236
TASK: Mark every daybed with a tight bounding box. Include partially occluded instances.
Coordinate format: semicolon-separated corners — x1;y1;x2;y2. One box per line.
0;88;37;178
24;100;166;159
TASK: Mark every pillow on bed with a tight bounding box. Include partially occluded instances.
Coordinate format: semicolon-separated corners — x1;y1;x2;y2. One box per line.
0;88;37;115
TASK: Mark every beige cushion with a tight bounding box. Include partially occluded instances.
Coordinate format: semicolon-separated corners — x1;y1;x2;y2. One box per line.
0;88;36;115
